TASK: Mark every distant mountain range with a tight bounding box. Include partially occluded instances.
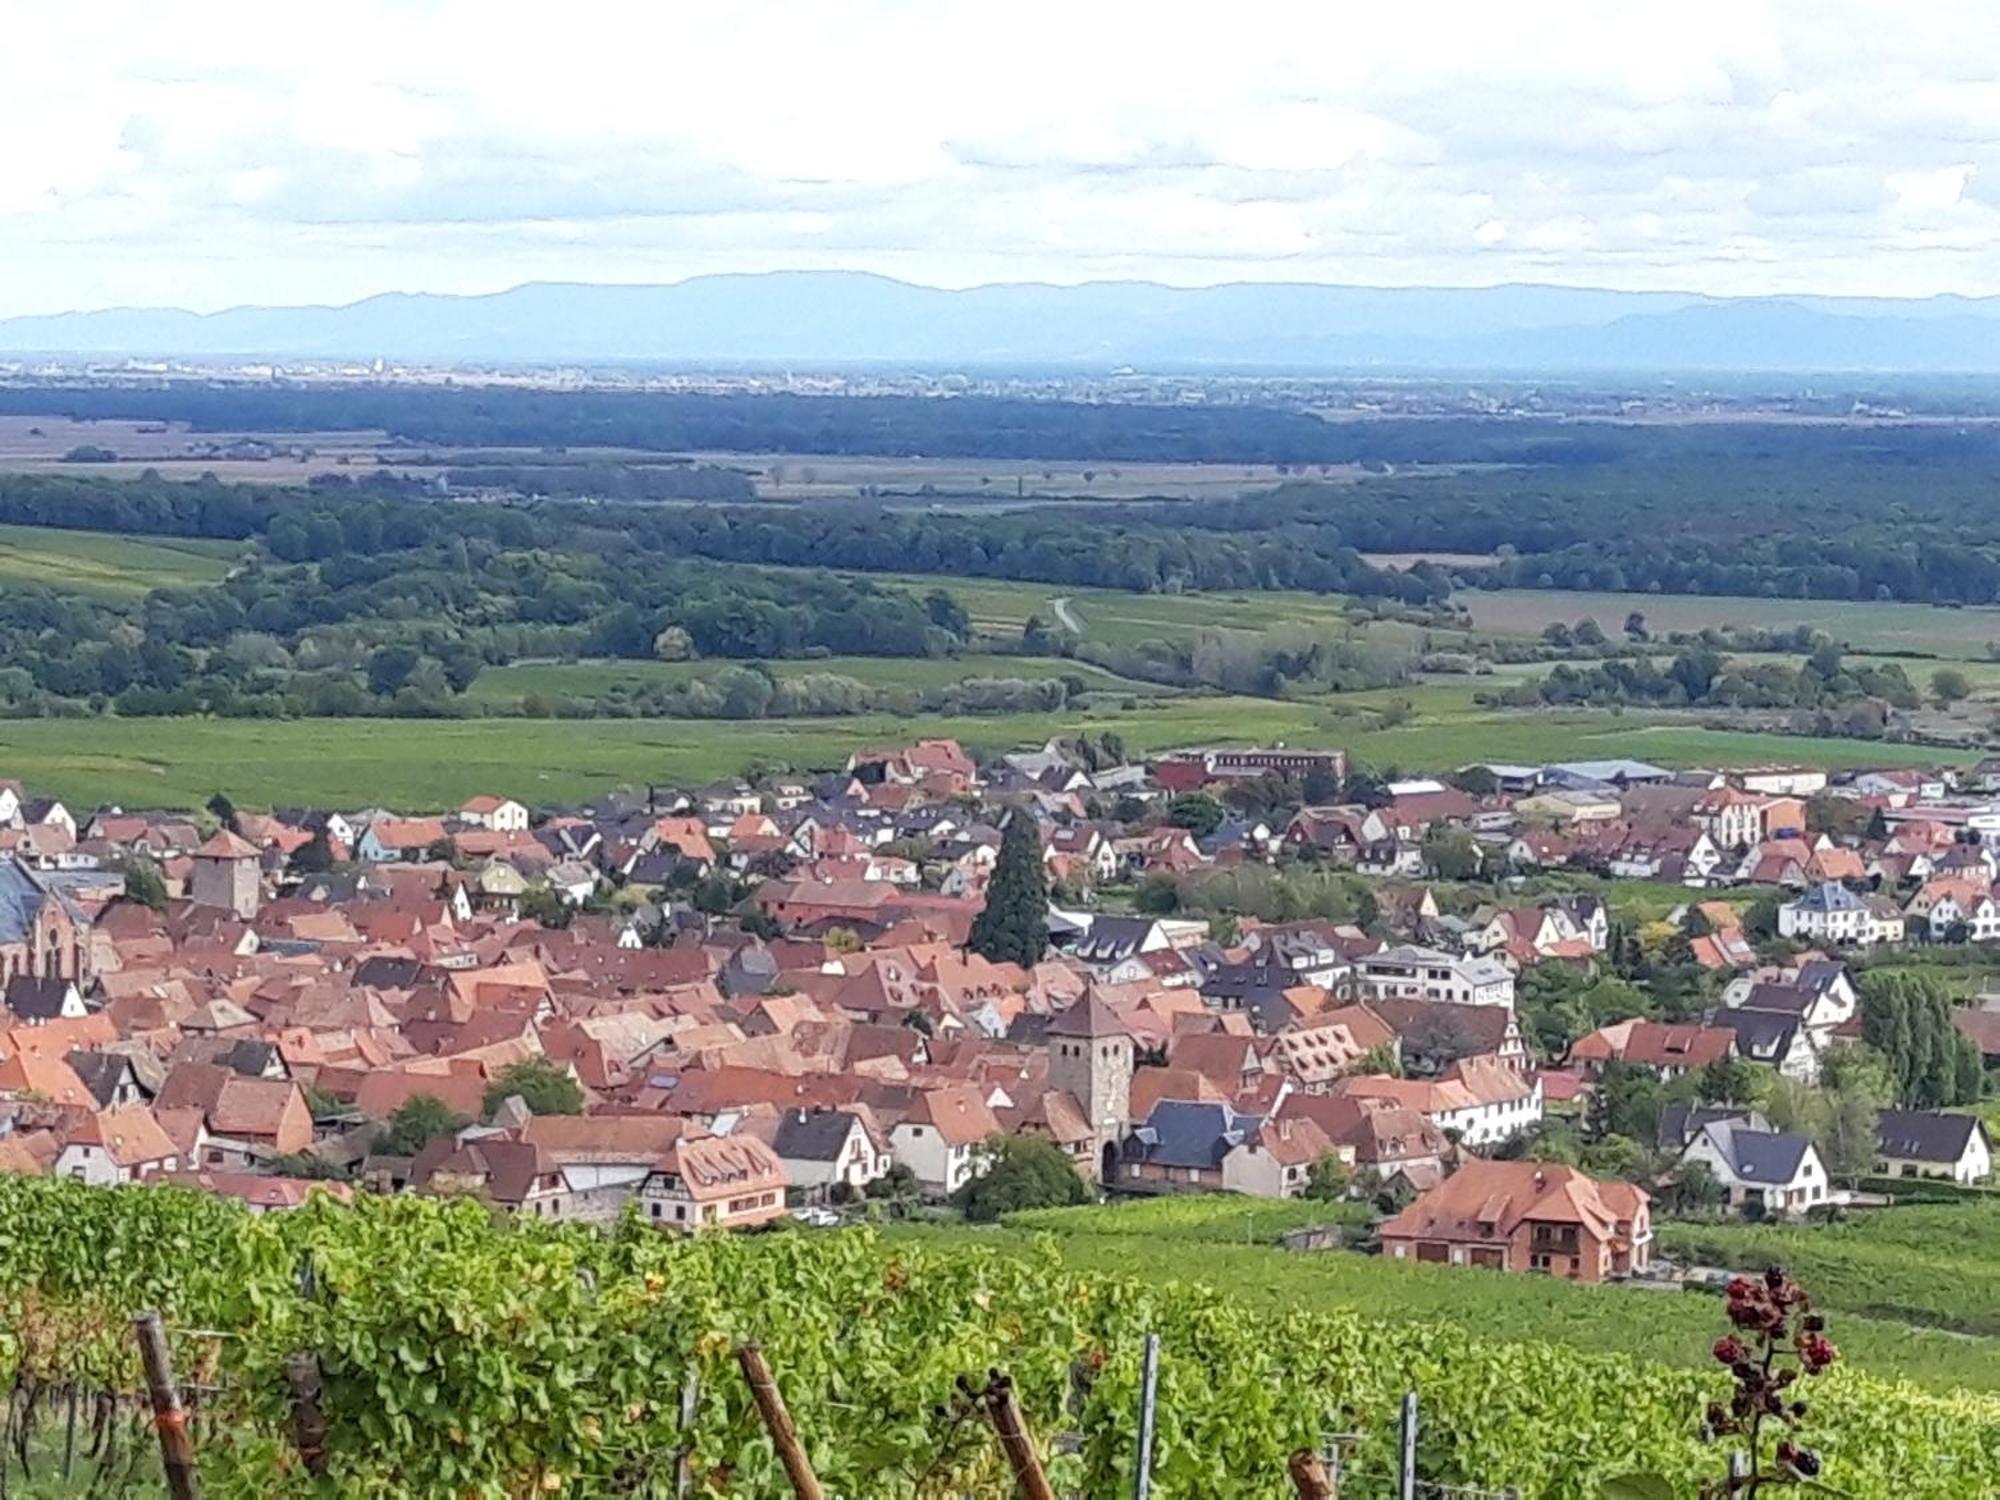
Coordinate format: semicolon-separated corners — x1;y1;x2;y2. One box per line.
5;272;2000;372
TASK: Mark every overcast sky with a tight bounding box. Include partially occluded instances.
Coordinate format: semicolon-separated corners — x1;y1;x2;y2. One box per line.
5;0;2000;316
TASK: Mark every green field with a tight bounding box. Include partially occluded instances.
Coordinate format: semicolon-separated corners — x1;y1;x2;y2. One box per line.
892;1206;2000;1393
462;652;1166;706
0;695;1960;810
861;572;1391;650
0;691;1961;810
0;522;239;598
1461;588;2000;660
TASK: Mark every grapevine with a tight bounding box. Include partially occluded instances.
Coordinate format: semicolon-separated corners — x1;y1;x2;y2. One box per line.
0;1177;1993;1497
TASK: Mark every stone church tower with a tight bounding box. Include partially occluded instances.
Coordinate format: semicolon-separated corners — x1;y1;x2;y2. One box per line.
1047;990;1134;1182
190;829;262;919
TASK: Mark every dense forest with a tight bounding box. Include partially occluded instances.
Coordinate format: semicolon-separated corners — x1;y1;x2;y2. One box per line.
0;528;960;719
0;384;1470;465
7;381;2000;604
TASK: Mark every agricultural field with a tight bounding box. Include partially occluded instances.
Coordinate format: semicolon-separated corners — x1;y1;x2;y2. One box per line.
0;520;240;597
0;694;1958;811
0;413;413;483
895;1210;2000;1394
683;449;1354;502
461;652;1166;708
0;688;1960;811
1460;587;2000;661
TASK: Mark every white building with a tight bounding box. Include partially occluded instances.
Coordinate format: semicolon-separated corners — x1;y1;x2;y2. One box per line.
1875;1110;1992;1185
1353;946;1515;1008
1680;1121;1828;1217
1777;882;1887;947
460;796;530;833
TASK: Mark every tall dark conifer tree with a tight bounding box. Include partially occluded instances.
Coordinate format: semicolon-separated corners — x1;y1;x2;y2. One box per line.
969;813;1048;967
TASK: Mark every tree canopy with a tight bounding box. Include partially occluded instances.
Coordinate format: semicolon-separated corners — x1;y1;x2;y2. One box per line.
969;813;1048;968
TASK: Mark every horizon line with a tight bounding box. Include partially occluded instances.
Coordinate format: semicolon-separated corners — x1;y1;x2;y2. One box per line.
6;269;1999;325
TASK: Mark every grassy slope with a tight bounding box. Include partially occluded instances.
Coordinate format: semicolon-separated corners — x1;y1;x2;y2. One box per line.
890;1211;2000;1395
0;522;238;597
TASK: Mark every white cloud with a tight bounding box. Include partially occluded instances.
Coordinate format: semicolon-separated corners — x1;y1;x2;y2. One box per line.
3;0;2000;313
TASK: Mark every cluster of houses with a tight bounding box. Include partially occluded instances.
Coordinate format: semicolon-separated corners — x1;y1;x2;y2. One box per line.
0;740;1991;1279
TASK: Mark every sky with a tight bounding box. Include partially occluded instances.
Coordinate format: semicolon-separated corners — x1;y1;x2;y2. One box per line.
5;0;2000;316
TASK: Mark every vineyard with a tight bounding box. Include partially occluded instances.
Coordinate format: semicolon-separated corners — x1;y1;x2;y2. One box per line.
1;1178;1997;1497
914;1205;2000;1394
1657;1201;2000;1339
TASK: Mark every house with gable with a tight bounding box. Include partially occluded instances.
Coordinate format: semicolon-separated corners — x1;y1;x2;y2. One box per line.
1874;1109;1992;1184
1380;1159;1650;1280
1679;1120;1828;1216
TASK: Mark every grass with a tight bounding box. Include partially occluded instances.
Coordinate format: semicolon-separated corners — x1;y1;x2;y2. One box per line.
0;694;1963;811
858;572;1384;650
1005;1193;1374;1242
1460;588;2000;661
886;1216;2000;1394
0;691;1961;810
461;653;1166;706
0;522;238;598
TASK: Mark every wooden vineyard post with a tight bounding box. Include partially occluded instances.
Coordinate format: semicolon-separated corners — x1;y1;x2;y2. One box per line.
735;1342;824;1500
286;1353;329;1476
133;1311;200;1500
980;1372;1057;1500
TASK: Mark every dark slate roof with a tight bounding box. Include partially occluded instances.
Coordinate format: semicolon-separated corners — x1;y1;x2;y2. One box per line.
1705;1008;1803;1063
219;1039;281;1078
1199;957;1296;1006
1705;1122;1814;1183
1072;915;1161;963
1876;1108;1984;1163
295;872;366;903
67;1051;139;1109
1656;1103;1767;1152
352;956;426;989
1121;1100;1259;1171
1005;1013;1054;1048
772;1109;863;1162
0;861;54;946
1793;959;1851;996
1790;880;1864;914
3;976;74;1022
1739;983;1816;1018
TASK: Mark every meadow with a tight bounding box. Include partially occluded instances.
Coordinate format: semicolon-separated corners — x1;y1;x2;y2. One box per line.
0;697;1960;810
0;521;239;597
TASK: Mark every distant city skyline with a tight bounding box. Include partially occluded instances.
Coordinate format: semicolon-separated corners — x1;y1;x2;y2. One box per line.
5;0;2000;317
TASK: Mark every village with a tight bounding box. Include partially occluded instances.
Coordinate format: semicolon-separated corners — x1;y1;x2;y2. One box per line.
0;736;1994;1284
